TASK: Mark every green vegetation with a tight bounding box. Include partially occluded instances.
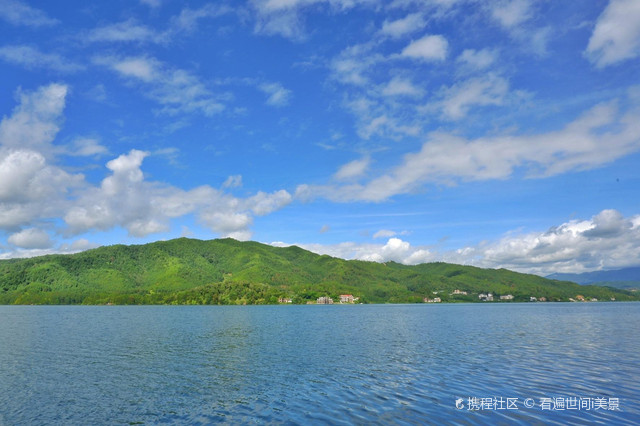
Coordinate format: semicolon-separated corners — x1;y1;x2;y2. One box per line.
1;238;638;305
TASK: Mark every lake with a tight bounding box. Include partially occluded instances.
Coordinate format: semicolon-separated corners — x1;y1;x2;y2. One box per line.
1;303;638;425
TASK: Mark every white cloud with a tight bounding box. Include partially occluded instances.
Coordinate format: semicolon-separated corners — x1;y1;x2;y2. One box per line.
0;0;58;27
0;238;99;260
247;190;293;216
342;93;422;140
253;9;305;40
586;0;640;67
140;0;161;7
64;150;292;239
8;228;52;249
0;84;68;154
381;77;424;97
223;175;243;188
86;6;230;44
87;19;162;44
456;48;498;71
490;0;532;29
333;156;370;180
401;34;448;61
279;210;640;275
66;138;109;157
170;4;232;33
379;13;425;38
200;211;253;240
64;150;157;236
0;45;84;73
298;95;640;202
95;56;225;116
477;209;640;274
438;73;510;120
100;56;159;82
0;84;292;245
0;150;80;205
259;82;292;106
251;0;376;39
0;85;85;232
373;229;396;239
331;42;385;86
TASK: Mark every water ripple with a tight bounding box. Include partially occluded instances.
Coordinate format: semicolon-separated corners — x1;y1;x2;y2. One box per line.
0;303;638;424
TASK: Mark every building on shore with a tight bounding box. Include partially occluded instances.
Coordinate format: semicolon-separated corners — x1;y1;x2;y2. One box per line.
500;294;514;301
317;296;334;304
424;297;442;303
478;293;493;301
339;294;355;303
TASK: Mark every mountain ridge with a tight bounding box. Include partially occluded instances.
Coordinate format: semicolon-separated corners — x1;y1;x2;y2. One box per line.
547;267;640;289
1;237;637;304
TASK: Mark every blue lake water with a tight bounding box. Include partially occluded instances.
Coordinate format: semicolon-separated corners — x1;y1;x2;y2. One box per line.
0;303;638;425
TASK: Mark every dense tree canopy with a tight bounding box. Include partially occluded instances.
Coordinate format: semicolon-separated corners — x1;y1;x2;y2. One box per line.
1;238;637;305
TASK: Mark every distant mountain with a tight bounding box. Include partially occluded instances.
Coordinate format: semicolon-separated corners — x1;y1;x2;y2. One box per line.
547;267;640;289
1;238;638;304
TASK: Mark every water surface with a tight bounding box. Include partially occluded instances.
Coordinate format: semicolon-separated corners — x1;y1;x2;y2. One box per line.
1;303;638;424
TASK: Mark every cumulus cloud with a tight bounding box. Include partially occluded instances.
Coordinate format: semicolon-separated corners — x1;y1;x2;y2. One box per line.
586;0;640;67
0;238;99;260
64;150;292;239
247;190;293;216
0;84;68;155
0;85;84;231
64;150;156;236
401;34;448;61
0;83;293;251
279;210;640;275
8;228;52;249
477;210;640;274
0;150;79;205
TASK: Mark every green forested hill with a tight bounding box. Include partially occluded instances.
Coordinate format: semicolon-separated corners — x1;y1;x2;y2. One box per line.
0;238;637;304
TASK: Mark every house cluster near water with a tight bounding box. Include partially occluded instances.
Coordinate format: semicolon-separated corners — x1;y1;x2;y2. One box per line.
314;295;359;304
278;290;611;305
424;289;516;303
277;295;360;304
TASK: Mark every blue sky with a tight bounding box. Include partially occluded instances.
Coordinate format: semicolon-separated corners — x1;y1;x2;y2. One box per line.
1;0;639;275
